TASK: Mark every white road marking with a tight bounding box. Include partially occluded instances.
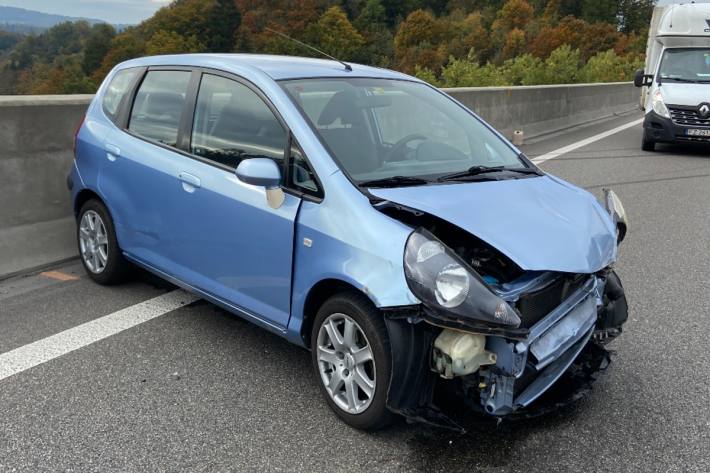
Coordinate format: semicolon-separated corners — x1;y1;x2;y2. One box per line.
0;289;198;382
531;118;644;165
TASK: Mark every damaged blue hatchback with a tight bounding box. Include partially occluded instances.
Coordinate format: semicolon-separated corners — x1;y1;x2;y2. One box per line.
70;54;629;431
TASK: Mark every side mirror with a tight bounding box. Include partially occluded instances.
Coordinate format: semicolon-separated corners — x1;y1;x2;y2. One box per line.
236;158;281;188
633;69;653;88
235;158;284;209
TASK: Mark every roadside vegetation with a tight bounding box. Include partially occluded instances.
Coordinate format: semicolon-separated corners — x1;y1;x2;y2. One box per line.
0;0;653;94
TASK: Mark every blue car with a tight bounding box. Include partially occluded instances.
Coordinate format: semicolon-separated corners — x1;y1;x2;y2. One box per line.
69;54;629;430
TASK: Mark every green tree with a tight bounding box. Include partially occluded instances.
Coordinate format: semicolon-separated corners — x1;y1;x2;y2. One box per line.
618;0;655;34
145;30;205;55
92;32;145;83
306;6;365;60
82;23;116;75
541;44;580;83
580;49;644;82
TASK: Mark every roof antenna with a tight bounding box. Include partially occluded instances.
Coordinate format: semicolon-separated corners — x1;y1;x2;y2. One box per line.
265;27;352;72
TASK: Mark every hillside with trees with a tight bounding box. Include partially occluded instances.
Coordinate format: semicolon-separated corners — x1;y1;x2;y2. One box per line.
0;0;654;94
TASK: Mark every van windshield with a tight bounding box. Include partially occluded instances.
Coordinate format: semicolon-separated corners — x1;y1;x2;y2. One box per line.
280;78;527;185
658;48;710;83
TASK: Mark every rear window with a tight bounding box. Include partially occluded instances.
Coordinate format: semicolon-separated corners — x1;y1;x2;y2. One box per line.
128;70;191;147
102;68;140;124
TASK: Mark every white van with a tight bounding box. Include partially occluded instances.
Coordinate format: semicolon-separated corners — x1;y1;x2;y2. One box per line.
634;3;710;150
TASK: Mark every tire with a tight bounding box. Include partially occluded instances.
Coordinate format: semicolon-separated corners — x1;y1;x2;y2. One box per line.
641;130;655;151
77;199;131;285
311;291;395;430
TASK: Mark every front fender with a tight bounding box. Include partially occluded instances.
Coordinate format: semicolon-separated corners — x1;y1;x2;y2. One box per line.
286;173;418;345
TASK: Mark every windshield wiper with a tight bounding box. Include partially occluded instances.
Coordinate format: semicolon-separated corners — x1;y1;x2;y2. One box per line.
436;165;540;182
660;77;698;83
359;175;430;188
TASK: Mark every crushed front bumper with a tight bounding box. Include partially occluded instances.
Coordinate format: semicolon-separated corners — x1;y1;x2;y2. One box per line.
480;276;600;415
385;272;627;429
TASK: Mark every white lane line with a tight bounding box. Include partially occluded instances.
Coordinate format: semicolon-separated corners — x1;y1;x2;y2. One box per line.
0;289;198;382
531;118;644;165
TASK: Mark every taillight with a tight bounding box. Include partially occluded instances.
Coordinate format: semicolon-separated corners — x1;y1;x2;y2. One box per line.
73;114;86;158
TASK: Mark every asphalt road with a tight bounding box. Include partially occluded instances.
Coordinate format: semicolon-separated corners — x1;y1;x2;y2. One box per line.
2;112;709;472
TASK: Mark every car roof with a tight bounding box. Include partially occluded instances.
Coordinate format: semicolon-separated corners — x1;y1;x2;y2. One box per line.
117;53;416;82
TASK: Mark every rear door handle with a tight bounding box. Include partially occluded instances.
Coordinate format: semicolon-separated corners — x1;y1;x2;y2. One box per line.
105;144;120;162
178;172;201;193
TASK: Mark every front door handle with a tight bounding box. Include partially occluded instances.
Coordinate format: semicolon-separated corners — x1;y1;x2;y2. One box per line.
178;172;201;193
105;144;120;162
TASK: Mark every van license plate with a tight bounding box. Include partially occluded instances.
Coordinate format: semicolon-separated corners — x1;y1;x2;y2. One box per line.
686;129;710;137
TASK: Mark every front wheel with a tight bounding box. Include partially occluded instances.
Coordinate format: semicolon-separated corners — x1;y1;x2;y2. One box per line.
311;292;395;430
641;130;655;151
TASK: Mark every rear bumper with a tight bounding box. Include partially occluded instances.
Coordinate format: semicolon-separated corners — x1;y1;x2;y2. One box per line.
644;110;710;144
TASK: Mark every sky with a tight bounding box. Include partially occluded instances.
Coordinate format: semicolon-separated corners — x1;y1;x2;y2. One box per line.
0;0;171;24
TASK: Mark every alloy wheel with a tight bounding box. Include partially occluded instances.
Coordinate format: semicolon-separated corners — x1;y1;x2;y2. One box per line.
79;210;109;274
316;313;376;414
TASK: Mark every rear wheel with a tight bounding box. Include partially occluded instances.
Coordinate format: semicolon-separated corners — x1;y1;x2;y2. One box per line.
641;130;655;151
77;199;130;285
311;292;395;430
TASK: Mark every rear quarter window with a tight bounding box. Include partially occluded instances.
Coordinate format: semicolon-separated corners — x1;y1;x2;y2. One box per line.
102;68;140;124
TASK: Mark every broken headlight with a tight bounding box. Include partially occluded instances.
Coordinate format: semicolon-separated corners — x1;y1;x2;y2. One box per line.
603;188;628;243
404;228;521;327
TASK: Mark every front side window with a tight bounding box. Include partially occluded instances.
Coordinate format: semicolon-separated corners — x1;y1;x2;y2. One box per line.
102;68;140;123
658;48;710;83
281;78;526;184
128;70;191;147
191;74;286;170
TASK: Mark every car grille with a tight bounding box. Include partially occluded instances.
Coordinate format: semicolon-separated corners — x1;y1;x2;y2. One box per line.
669;106;710;127
517;274;588;328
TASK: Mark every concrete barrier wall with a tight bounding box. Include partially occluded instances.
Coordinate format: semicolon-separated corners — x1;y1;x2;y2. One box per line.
0;82;638;276
0;95;94;229
443;82;638;139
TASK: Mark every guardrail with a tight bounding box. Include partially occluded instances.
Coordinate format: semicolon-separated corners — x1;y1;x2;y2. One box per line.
0;82;638;277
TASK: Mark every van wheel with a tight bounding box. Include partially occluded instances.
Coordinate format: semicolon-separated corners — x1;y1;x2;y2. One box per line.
311;292;395;430
641;131;655;151
77;199;130;285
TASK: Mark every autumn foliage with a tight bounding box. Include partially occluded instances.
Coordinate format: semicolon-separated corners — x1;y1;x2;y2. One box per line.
0;0;653;94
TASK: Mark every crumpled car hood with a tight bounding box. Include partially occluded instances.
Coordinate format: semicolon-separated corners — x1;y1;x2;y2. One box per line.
370;175;618;274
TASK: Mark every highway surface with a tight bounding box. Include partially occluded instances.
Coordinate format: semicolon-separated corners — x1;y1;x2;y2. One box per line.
1;111;709;472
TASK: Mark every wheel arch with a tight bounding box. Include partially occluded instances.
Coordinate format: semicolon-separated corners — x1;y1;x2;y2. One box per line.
299;278;378;348
74;188;104;218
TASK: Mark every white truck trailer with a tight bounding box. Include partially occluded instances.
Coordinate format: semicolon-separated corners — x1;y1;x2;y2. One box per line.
634;3;710;150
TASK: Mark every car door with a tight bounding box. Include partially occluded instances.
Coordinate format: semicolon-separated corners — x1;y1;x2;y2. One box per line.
162;72;301;329
98;68;194;269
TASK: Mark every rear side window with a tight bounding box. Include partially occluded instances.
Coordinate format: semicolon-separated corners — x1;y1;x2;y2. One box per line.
102;68;140;123
128;70;191;147
191;74;286;169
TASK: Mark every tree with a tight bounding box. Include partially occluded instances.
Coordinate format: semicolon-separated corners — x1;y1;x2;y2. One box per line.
490;0;534;58
502;28;526;60
355;0;387;32
206;0;241;51
91;32;145;83
618;0;654;34
394;9;446;73
580;49;644;83
445;12;490;62
580;0;617;24
82;23;116;75
306;6;365;61
145;30;205;55
541;44;580;84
